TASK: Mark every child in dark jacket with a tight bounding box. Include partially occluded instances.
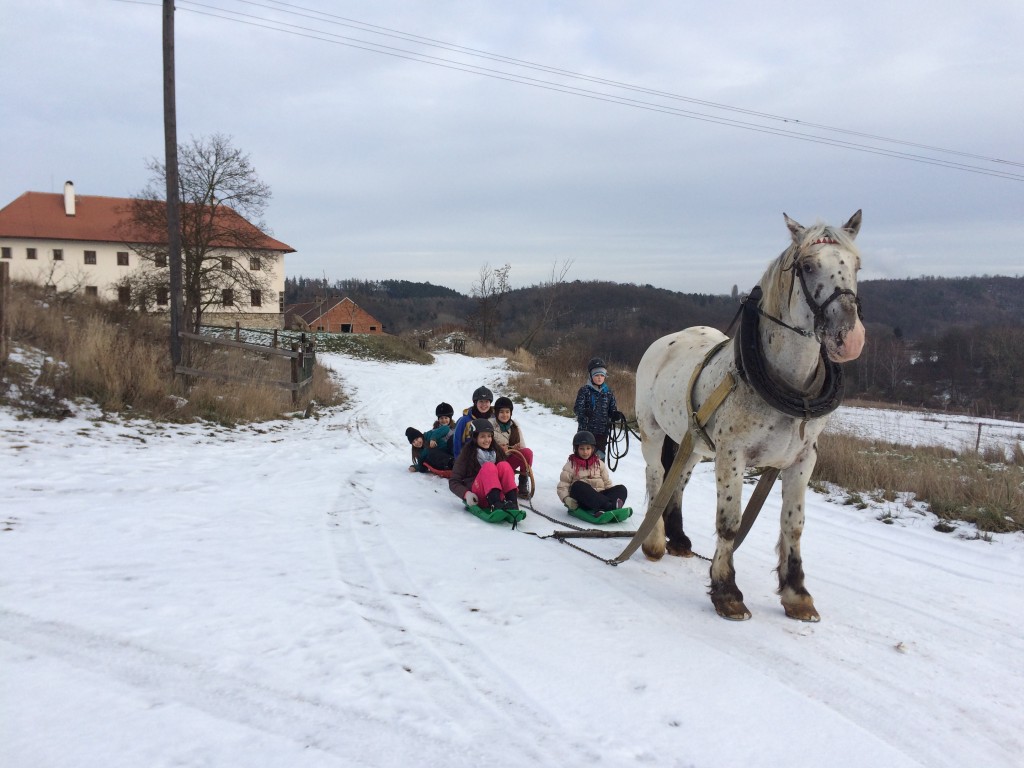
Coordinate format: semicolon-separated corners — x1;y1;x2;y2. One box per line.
490;396;534;494
406;402;456;473
573;357;623;460
452;385;495;459
556;430;628;512
449;419;519;510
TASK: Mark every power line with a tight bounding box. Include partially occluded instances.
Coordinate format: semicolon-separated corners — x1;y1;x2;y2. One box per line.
132;0;1024;181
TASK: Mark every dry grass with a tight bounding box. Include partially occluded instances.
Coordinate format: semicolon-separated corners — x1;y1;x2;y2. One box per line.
3;283;345;423
508;349;637;420
814;430;1024;533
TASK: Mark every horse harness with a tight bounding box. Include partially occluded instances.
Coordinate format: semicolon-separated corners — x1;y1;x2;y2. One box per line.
611;274;857;564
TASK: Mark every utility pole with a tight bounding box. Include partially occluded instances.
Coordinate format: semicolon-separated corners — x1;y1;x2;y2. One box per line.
163;0;184;369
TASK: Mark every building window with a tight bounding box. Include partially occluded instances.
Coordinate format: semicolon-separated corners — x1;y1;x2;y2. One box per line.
53;248;63;261
118;286;131;305
85;286;98;297
27;247;38;259
84;250;97;265
221;257;232;270
155;252;167;268
278;294;283;313
341;324;352;333
250;289;262;307
369;326;377;331
249;256;261;271
117;251;129;266
1;247;11;259
316;325;325;331
156;287;169;306
222;288;234;306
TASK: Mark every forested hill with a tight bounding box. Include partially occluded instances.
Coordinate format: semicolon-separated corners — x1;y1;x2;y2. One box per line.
285;274;1024;344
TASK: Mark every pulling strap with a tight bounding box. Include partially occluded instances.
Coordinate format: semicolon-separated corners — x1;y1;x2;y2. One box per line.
610;343;736;565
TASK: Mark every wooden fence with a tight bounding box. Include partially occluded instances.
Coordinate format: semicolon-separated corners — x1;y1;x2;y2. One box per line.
176;328;316;404
0;262;9;379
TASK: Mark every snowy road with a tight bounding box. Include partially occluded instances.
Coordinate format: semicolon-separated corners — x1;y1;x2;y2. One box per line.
2;352;1022;767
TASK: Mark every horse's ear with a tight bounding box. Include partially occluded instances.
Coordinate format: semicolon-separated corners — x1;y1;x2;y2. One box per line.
783;213;804;244
842;210;862;240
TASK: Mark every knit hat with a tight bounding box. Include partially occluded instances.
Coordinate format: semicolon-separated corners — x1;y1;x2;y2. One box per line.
472;386;493;403
493;396;513;413
405;427;424;444
587;357;607;378
435;402;454;418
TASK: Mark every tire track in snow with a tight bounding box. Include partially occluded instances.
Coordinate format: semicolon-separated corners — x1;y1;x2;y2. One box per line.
0;608;495;767
325;465;599;768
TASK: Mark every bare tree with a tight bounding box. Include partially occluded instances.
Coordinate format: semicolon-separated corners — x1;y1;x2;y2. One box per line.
119;134;277;333
469;263;511;346
517;259;573;351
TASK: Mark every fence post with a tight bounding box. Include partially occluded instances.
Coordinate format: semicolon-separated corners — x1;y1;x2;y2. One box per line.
272;328;278;348
235;321;241;342
975;423;983;453
290;342;299;405
0;262;9;379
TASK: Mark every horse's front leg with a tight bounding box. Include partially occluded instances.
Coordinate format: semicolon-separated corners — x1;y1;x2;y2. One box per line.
709;456;750;620
777;451;820;622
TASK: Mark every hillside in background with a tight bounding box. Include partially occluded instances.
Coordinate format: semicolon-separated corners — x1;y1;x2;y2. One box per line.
286;274;1024;342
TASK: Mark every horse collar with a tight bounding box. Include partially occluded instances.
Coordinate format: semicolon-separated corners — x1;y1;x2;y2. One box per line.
734;286;845;421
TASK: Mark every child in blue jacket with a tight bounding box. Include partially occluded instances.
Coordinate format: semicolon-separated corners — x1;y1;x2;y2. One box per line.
573;357;623;460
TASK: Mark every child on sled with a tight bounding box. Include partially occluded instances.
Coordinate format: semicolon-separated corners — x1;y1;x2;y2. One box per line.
573;357;624;461
406;402;456;473
449;419;519;511
452;385;494;459
556;430;628;513
490;396;534;495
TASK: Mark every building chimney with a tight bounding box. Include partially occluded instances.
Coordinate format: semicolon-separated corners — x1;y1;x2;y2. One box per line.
64;180;76;216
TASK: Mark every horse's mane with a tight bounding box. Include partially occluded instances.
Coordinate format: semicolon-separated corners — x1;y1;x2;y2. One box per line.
757;222;861;318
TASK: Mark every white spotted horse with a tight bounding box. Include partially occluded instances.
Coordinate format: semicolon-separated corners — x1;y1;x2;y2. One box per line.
634;211;865;621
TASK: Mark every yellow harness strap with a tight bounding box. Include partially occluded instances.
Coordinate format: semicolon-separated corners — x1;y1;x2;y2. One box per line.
611;342;735;565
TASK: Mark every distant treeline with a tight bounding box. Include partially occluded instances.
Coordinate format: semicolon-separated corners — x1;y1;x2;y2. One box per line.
285;274;1024;417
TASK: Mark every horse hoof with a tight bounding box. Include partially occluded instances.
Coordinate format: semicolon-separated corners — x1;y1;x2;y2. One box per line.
642;543;666;561
784;605;820;622
666;543;694;558
713;599;752;621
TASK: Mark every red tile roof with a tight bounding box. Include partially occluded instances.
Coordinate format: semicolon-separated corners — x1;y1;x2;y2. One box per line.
0;191;294;252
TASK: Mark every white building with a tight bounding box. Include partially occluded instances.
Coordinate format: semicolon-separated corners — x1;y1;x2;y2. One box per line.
0;181;294;328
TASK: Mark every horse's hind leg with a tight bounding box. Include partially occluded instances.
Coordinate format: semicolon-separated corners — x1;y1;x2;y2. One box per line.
777;457;820;622
641;435;699;560
661;437;695;557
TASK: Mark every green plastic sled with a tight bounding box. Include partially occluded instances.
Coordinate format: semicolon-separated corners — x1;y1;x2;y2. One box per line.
568;506;633;525
466;504;526;525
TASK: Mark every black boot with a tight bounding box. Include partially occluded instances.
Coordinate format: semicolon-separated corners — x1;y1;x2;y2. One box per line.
486;488;503;510
517;473;530;495
502;491;520;511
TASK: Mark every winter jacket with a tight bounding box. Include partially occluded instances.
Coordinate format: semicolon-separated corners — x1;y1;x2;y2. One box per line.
412;423;454;472
556;453;614;504
489;417;526;453
573;382;618;437
452;405;493;459
449;443;510;499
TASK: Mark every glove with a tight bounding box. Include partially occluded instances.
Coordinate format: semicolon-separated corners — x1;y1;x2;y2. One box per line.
464;491;479;507
564;497;579;511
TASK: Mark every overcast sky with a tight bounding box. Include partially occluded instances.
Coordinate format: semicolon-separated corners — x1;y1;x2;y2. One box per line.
3;0;1022;295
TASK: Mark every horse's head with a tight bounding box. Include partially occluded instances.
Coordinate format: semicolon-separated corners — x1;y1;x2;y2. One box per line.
775;210;866;363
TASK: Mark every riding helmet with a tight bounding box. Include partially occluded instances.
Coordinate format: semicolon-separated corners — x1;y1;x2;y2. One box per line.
572;430;597;448
435;402;454;418
469;418;495;436
493;396;514;414
587;357;608;378
471;386;493;403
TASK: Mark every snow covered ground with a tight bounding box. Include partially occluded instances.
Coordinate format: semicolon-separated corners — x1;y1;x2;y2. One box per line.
2;351;1023;768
